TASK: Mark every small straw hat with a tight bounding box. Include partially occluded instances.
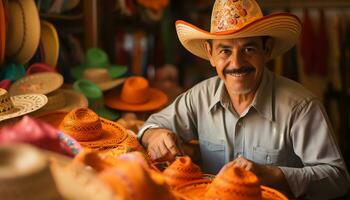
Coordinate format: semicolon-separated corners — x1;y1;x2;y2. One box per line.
82;68;125;91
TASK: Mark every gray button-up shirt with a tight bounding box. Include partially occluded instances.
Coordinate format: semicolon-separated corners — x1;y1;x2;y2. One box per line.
139;68;350;199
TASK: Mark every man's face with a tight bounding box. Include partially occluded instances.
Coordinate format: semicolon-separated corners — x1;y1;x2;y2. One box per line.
205;37;271;96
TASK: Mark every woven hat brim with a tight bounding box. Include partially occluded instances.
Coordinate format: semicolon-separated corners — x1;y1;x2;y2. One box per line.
5;0;40;64
176;13;301;60
105;88;168;112
0;94;48;122
9;72;64;96
41;20;59;67
96;78;125;91
0;0;5;65
32;89;88;116
70;65;128;80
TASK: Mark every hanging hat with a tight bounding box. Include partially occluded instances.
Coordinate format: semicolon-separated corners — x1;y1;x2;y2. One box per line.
9;72;64;96
0;80;11;90
82;68;126;91
58;107;129;148
5;0;40;64
70;48;128;80
0;63;25;82
26;63;56;75
105;76;168;112
39;20;59;67
0;0;6;65
0;144;115;200
0;88;47;122
175;0;302;60
0;116;82;156
73;79;119;120
174;164;288;200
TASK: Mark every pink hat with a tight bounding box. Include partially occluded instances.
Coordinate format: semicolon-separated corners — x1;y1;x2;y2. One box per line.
26;63;56;75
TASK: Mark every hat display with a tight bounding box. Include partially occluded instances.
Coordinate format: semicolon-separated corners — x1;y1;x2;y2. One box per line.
0;63;25;82
0;144;115;200
9;72;64;96
73;79;119;120
58;107;128;148
70;48;128;80
175;164;288;200
26;63;56;75
5;0;40;64
39;20;60;67
82;68;125;91
0;88;47;122
175;0;301;60
105;76;168;112
0;116;82;156
0;0;6;65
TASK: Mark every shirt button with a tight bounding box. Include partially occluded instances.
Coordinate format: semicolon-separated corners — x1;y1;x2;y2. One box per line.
237;122;242;127
266;155;271;163
236;153;242;158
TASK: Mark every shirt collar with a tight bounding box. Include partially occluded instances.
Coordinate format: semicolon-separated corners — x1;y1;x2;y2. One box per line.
209;78;227;111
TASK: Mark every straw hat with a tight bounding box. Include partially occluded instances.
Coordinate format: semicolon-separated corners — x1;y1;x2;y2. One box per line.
105;76;168;112
9;72;63;96
0;144;115;200
73;79;120;120
0;88;47;122
175;0;302;60
40;20;59;67
175;164;288;200
5;0;40;64
82;68;125;91
26;63;56;75
59;107;129;148
70;48;128;80
0;0;5;65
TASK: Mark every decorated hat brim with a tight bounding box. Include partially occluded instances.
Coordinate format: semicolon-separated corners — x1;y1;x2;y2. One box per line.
104;88;168;112
175;13;301;60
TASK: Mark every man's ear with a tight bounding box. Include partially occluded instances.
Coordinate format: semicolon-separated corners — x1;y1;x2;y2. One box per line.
204;41;215;67
263;38;274;62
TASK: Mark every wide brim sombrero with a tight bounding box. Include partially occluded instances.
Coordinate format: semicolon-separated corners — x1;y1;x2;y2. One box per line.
0;94;48;122
174;179;288;200
70;65;128;80
5;0;40;64
0;144;115;200
40;20;59;67
175;0;301;60
9;72;63;96
31;89;88;116
0;0;6;65
105;88;168;112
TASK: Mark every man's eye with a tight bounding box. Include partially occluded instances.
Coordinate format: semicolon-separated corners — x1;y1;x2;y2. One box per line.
243;47;256;54
220;49;231;54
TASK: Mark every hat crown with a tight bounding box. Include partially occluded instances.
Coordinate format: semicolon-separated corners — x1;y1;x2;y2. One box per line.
83;68;112;83
163;156;203;188
85;48;110;68
121;76;151;104
205;166;262;199
0;89;15;116
210;0;263;33
59;108;103;142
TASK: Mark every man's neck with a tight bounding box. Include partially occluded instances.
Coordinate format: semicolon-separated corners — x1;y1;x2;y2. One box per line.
228;91;255;115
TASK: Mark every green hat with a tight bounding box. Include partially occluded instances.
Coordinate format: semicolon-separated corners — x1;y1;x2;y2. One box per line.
73;79;119;121
70;48;128;80
1;63;25;82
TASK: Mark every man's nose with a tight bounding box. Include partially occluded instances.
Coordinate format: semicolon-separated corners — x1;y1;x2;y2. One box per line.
229;50;244;67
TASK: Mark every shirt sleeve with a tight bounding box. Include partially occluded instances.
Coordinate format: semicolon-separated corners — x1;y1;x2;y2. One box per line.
138;89;198;143
279;98;350;199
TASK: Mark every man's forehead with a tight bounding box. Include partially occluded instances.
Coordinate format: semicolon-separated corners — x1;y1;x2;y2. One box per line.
212;37;263;46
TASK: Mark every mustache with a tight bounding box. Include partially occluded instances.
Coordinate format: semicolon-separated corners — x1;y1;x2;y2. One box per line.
223;66;255;75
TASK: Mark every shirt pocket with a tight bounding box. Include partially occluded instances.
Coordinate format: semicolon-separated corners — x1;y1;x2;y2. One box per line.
199;139;226;174
252;146;285;165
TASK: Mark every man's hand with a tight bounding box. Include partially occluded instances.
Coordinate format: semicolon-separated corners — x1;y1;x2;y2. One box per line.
229;156;290;193
141;128;184;162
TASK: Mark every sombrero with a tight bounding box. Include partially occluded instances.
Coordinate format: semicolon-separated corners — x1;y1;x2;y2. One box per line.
174;165;288;200
5;0;40;64
0;144;115;200
105;76;168;112
9;72;63;96
40;20;59;67
175;0;302;60
0;88;47;122
70;48;128;80
0;0;5;65
82;68;125;91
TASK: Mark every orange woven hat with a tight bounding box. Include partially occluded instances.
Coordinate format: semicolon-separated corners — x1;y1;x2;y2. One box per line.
58;107;129;148
175;164;288;200
175;0;301;60
105;76;168;112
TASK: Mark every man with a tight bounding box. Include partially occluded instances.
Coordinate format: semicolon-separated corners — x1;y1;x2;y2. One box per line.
138;0;350;199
